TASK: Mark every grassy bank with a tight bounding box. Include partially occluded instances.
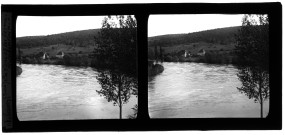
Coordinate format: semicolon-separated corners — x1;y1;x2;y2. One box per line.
21;55;99;67
162;52;240;65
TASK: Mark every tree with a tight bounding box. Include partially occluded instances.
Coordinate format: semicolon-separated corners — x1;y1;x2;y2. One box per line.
96;71;137;119
235;14;269;118
94;15;138;119
154;45;158;63
159;45;164;63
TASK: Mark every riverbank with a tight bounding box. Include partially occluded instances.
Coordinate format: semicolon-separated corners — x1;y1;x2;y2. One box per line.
21;55;100;68
148;60;164;76
163;52;240;65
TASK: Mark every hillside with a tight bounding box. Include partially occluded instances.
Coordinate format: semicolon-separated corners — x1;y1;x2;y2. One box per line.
148;26;242;64
148;26;241;47
16;29;101;48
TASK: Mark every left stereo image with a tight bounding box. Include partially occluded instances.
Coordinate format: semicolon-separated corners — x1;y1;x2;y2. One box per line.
16;15;138;120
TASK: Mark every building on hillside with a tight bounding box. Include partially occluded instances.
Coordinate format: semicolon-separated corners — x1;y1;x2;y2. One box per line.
56;51;64;59
178;50;191;58
197;49;206;56
43;52;50;60
184;50;191;57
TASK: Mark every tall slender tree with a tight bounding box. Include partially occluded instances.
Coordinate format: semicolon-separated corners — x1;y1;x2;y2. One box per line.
235;14;269;118
94;15;137;119
154;45;158;63
159;45;163;63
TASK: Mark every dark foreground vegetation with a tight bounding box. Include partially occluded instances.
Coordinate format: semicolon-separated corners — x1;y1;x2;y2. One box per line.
235;14;269;118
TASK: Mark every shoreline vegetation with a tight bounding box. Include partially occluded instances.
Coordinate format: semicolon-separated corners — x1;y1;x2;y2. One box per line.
20;54;99;67
157;50;240;65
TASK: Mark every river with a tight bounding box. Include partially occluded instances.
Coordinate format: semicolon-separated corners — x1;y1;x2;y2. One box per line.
17;64;137;120
148;62;269;118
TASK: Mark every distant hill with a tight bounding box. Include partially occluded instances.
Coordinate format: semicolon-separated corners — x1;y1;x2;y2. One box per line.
148;26;241;47
17;29;101;48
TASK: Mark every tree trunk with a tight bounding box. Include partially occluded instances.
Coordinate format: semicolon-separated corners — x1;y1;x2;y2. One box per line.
155;45;158;64
260;98;263;118
160;45;163;63
118;75;122;119
259;73;263;118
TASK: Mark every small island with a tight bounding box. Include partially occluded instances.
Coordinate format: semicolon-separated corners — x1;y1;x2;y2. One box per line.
148;60;164;76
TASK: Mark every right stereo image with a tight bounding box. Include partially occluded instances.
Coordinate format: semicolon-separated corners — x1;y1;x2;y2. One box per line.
148;14;269;118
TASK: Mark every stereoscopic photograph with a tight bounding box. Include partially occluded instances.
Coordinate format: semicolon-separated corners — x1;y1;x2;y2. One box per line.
148;14;269;118
16;15;138;120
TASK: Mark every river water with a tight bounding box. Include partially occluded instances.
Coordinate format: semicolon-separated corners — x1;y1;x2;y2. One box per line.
148;62;269;118
17;64;137;120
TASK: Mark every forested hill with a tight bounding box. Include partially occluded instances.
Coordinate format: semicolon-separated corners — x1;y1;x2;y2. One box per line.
148;26;241;47
16;29;100;48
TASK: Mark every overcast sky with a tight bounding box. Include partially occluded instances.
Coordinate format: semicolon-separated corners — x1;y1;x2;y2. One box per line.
148;14;244;37
16;16;106;37
17;14;244;37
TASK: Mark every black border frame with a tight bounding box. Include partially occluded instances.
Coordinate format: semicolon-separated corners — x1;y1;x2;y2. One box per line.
1;3;282;132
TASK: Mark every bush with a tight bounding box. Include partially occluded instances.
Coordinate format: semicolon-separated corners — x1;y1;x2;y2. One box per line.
55;60;64;65
164;55;173;62
22;57;31;64
173;56;179;62
178;56;185;62
63;55;82;66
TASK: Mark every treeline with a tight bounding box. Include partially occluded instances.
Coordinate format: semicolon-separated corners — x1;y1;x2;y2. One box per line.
148;26;241;47
161;51;240;65
16;29;100;49
21;54;105;68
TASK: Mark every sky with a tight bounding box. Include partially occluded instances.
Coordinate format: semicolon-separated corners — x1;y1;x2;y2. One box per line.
16;14;244;38
16;16;106;37
148;14;244;37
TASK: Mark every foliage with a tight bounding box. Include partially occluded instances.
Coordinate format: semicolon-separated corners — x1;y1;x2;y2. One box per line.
96;71;137;106
237;67;269;103
63;55;81;66
235;14;269;118
235;15;269;71
127;104;138;119
94;15;137;75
